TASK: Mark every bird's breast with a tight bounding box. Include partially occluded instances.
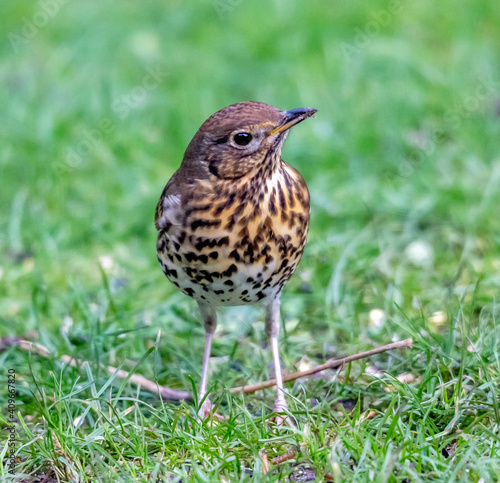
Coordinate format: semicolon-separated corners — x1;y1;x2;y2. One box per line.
156;165;310;306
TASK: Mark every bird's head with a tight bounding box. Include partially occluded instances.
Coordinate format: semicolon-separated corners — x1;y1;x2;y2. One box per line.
181;101;317;180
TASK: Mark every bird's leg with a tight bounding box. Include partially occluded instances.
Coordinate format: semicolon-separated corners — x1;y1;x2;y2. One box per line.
199;330;213;407
265;297;294;426
197;302;224;420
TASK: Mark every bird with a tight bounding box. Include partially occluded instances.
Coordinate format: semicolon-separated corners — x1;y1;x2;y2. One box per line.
155;101;316;423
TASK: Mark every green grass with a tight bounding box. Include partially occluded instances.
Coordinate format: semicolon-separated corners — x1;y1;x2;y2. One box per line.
1;0;500;481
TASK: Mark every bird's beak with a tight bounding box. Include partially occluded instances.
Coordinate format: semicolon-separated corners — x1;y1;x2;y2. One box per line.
270;107;317;136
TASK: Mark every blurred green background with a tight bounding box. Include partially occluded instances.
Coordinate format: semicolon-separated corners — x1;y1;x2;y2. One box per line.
1;0;500;480
2;0;499;327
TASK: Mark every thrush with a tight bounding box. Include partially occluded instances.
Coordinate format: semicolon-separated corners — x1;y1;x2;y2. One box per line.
155;101;316;422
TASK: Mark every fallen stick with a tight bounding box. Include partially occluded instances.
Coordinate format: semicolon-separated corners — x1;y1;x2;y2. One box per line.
3;336;412;400
230;338;413;394
1;337;190;401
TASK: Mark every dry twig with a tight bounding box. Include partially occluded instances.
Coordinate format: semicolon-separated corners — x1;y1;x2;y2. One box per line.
3;336;412;400
1;337;190;400
230;338;413;394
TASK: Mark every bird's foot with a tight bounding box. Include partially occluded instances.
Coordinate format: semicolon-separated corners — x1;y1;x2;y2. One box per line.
269;399;295;428
198;397;225;422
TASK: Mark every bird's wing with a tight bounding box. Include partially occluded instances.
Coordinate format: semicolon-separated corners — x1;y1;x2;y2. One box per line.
155;193;183;231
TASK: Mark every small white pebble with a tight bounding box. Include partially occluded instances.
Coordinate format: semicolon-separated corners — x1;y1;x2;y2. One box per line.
98;255;114;270
61;316;73;335
73;414;85;428
360;410;377;421
369;308;386;328
429;310;447;325
300;269;312;283
467;343;479;353
366;365;383;378
296;358;312;372
129;31;161;60
396;372;416;384
405;240;433;266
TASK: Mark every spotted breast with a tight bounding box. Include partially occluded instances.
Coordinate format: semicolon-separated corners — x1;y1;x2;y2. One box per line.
156;160;310;307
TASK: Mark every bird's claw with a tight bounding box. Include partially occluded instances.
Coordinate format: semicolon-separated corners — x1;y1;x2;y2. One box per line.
198;398;225;422
270;400;296;428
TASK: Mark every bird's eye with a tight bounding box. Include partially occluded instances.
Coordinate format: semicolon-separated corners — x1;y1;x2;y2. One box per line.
233;132;253;146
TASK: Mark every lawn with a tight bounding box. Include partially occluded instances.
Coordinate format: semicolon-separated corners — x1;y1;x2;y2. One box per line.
1;0;500;481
